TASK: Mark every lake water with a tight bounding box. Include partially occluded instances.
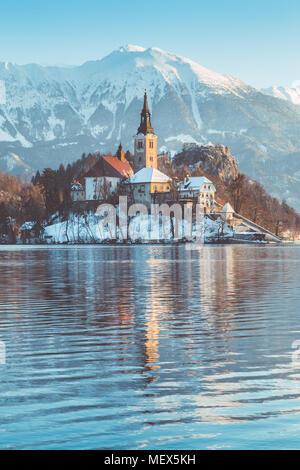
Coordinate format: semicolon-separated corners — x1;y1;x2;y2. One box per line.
0;244;299;450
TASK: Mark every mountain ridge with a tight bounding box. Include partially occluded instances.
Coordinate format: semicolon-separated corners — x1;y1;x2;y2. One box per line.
262;84;300;106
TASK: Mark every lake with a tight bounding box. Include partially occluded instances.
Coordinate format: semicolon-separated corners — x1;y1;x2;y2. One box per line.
0;244;299;449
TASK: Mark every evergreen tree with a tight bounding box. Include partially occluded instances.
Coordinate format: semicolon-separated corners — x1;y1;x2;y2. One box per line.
39;168;60;216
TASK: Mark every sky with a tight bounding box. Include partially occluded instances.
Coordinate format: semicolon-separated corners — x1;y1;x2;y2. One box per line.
0;0;299;88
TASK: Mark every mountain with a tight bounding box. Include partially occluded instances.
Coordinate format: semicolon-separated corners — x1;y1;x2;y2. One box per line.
1;45;300;209
261;84;300;106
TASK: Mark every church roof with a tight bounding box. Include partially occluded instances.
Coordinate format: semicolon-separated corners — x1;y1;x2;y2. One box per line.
137;91;155;135
126;167;171;184
84;156;133;179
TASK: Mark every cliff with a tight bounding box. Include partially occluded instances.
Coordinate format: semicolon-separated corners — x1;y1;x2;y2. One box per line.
172;144;238;182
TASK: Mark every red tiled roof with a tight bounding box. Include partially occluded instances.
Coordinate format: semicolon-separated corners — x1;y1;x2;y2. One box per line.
103;157;134;177
84;156;134;178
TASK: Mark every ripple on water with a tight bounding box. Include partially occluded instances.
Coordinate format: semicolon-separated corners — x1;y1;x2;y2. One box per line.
0;245;300;449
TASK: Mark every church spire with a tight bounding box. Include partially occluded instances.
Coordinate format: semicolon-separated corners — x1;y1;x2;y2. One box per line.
143;90;150;114
116;141;125;161
137;90;154;135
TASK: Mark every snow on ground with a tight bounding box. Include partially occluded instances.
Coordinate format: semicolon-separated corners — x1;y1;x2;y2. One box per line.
20;221;35;230
43;211;232;244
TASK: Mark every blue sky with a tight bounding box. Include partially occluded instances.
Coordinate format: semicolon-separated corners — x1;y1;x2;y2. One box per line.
0;0;299;88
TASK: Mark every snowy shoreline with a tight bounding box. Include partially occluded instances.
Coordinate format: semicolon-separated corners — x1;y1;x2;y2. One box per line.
15;210;281;246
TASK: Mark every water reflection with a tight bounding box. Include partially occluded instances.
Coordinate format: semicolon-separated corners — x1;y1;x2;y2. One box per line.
0;245;299;449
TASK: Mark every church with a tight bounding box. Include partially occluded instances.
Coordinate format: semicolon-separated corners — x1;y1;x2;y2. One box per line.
133;91;158;172
79;91;171;204
125;91;172;206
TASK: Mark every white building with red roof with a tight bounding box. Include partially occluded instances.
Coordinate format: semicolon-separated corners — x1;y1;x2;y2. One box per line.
84;144;133;200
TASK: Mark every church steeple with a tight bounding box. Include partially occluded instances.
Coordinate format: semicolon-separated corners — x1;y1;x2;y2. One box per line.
134;90;157;172
116;141;125;161
137;90;154;135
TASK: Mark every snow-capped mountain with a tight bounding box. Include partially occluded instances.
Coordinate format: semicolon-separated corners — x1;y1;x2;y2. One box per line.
1;45;300;209
261;83;300;106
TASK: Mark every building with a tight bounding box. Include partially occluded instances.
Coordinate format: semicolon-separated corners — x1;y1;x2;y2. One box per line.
125;167;172;207
182;142;199;151
84;144;133;201
71;180;85;202
178;176;216;211
133;91;158;172
220;202;235;223
181;142;213;151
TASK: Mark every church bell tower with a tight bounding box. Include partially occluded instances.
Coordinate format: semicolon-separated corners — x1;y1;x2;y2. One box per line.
134;91;157;172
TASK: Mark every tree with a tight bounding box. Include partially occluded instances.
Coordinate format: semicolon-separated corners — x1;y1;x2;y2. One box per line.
39;168;60;216
169;179;180;202
231;173;246;213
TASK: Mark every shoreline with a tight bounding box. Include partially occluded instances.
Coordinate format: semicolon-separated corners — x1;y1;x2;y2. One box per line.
0;238;282;247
